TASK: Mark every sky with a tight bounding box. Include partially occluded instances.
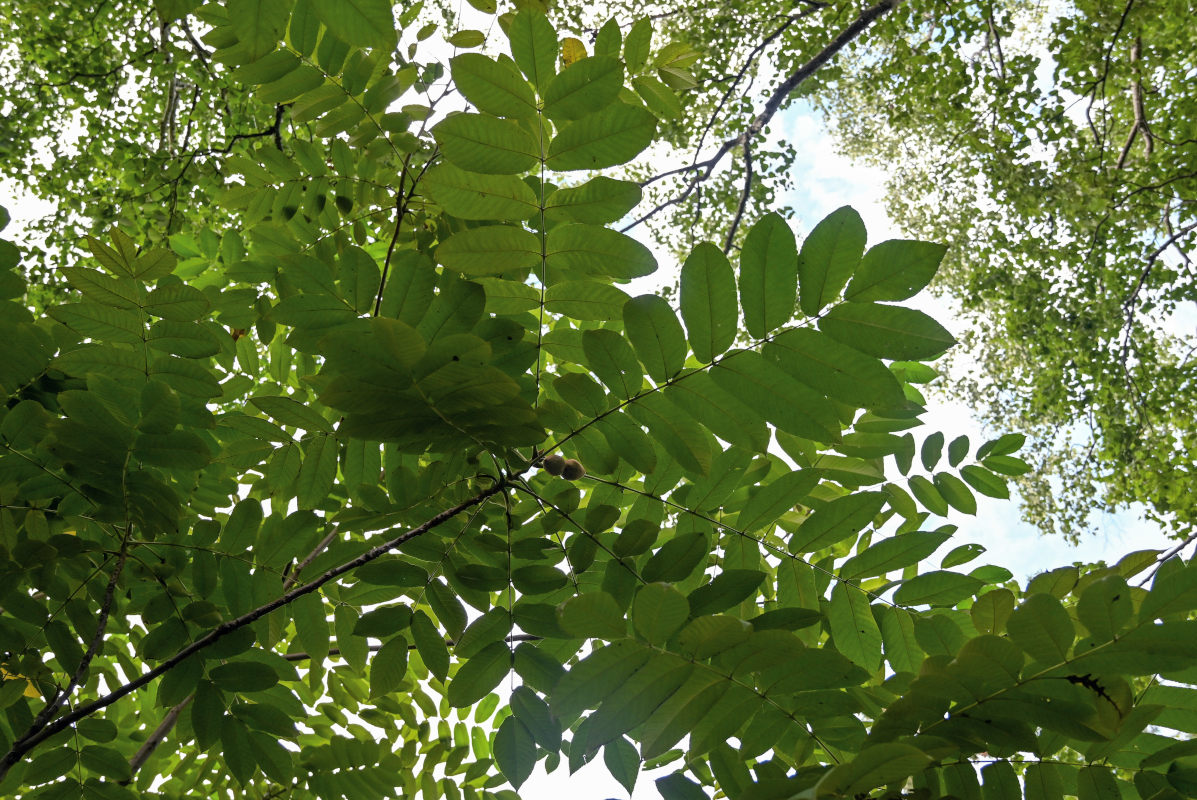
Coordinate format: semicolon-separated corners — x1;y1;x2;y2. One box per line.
1;18;1181;799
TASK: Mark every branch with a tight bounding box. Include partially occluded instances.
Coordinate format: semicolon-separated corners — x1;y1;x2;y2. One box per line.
122;695;192;784
984;12;1007;83
623;0;899;233
6;551;127;762
283;528;338;590
0;480;509;780
30;47;157;89
723;139;755;253
1115;37;1154;170
1117;218;1197;366
373;154;434;317
178;18;212;75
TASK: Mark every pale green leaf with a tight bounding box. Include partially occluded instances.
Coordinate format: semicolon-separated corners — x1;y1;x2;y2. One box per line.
845;239;947;302
820;302;956;360
543;55;623;120
679;242;737;363
450;53;536;118
622;294;687;383
738;212;797;338
797;205;866;315
547;103;656;171
433;114;540;174
436;225;541;276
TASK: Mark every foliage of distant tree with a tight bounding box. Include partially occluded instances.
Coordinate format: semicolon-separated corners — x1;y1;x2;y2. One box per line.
555;0;1197;541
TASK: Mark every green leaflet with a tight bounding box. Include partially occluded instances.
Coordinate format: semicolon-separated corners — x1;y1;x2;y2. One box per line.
596;412;657;473
819;743;931;797
49;302;143;343
839;530;954;580
960;465;1010;499
921;432;944;470
544;281;630;321
634;75;682;119
447;641;511;707
249;394;332;433
893;571;984;607
604;738;640;795
62;267;143;309
291;592;329;668
1007;592;1074;664
547;103;657;170
543;55;623;120
820;302;956;360
435;225;541;276
231;49;301;86
663;371;771;453
368;636;409;698
935;471;977;514
494;716;537;788
583;328;644;399
551;640;654;723
711;351;841;443
1025;763;1064;800
1140;562;1197;621
627;393;713;476
545;222;657;280
679;242;737;363
510;685;561;751
797;205;866;316
226;0;289;61
844;239;947;302
878;606;924;673
507;10;557;90
295;435;337;508
908;474;949;516
433;114;540;175
738;212;797;338
971;588;1016;635
737;469;820;533
558;591;626;639
622;294;687;383
544;176;642;224
310;0;395;50
790;491;887;552
633;583;690;645
421;164;539;221
828;582;882;672
575;656;693;751
941;543;985;568
450;53;537;119
687;570;765;616
763;328;905;410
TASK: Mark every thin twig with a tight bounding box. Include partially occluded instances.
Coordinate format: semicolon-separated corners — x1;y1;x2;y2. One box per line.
723;139;755;252
624;0;899;233
1115;37;1154;170
283;529;339;590
122;695;192;784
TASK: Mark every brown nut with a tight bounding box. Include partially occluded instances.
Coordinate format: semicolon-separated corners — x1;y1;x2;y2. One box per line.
561;458;586;481
542;454;566;476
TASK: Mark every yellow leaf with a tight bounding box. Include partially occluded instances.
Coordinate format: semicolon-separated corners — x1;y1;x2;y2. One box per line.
2;668;40;698
561;37;587;67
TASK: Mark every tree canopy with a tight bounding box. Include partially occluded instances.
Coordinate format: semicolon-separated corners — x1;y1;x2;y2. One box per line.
554;0;1197;540
2;2;1197;800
